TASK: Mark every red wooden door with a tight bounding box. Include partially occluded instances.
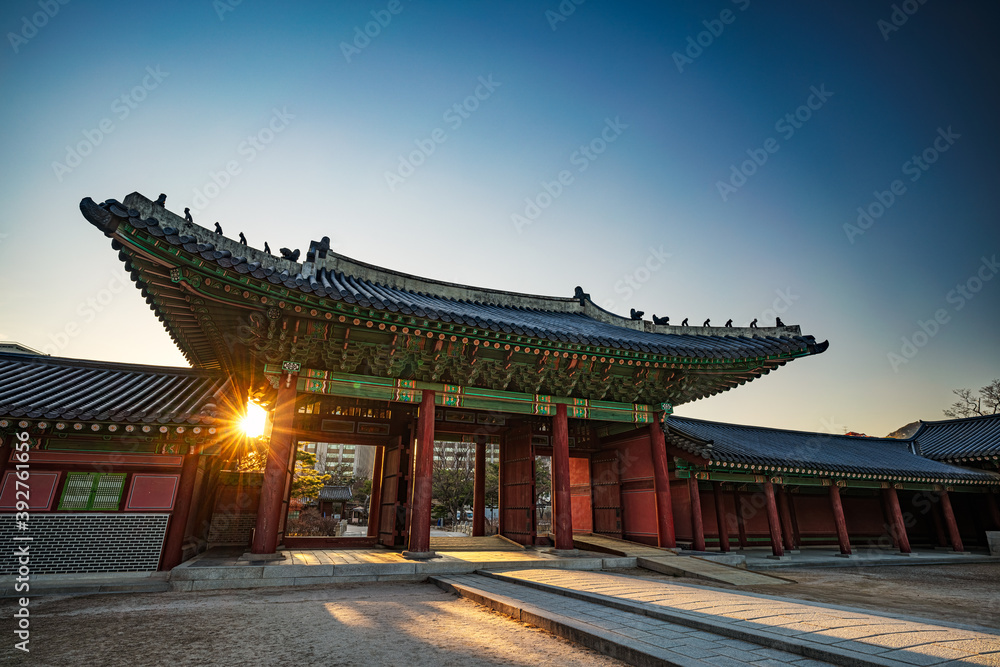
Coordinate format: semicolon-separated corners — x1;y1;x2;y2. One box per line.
500;424;536;546
591;449;622;538
378;436;410;547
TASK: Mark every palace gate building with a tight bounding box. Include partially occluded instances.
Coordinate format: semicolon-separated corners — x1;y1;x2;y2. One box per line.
1;191;998;573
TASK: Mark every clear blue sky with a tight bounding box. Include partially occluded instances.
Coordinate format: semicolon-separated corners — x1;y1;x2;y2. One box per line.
1;0;997;436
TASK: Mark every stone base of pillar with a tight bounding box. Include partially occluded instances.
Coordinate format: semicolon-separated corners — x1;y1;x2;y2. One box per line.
833;553;858;559
241;551;286;562
401;550;438;560
895;552;918;557
542;548;580;556
766;554;792;561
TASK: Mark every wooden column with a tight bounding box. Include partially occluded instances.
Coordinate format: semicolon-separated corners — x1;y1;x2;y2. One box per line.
828;483;852;555
649;423;676;548
551;403;573;550
939;490;964;553
252;367;298;554
473;440;486;537
778;488;795;551
405;390;436;557
763;482;784;557
366;446;385;538
883;487;911;554
687;476;705;551
930;501;948;547
161;447;201;569
712;482;729;552
987;492;1000;530
733;487;749;548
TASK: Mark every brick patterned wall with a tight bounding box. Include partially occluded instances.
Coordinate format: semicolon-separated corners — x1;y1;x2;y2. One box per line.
0;513;169;574
207;512;255;546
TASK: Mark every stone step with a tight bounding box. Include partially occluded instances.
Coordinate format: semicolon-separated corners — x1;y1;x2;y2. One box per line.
473;568;1000;666
639;556;792;587
433;573;833;666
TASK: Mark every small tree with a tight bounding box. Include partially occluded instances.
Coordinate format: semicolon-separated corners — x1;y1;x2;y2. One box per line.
944;379;1000;418
291;450;330;501
433;447;475;525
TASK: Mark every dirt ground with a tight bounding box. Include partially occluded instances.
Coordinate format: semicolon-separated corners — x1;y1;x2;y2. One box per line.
0;582;626;667
611;562;1000;630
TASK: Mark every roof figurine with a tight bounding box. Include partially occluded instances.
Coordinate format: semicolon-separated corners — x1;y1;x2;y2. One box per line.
153;193;166;207
264;241;271;255
776;316;785;327
573;286;590;305
725;319;733;327
280;247;300;262
184;208;193;223
239;232;247;245
307;236;331;263
214;222;223;234
681;318;689;326
629;308;644;321
652;314;668;325
703;318;711;327
750;318;758;329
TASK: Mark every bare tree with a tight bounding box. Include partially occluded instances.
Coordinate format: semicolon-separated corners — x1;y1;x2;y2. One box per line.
944;379;1000;418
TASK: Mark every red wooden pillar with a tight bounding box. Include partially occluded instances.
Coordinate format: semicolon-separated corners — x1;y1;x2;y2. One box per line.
687;476;705;551
939;490;965;553
649;423;676;548
778;487;795;551
733;487;749;548
987;492;1000;530
252;366;299;554
473;440;486;537
883;487;911;554
551;403;573;550
828;483;852;555
162;447;201;569
763;482;784;557
405;390;436;557
712;481;729;552
366;446;385;538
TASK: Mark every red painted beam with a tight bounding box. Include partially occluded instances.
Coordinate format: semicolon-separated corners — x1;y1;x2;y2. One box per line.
763;481;784;557
473;440;486;537
883;487;911;554
252;369;298;554
552;403;573;550
688;476;706;551
366;445;384;539
406;390;436;556
939;490;965;553
828;483;852;555
712;481;729;552
649;423;676;548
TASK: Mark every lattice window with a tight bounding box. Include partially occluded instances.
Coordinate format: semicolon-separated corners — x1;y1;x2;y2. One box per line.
57;473;126;511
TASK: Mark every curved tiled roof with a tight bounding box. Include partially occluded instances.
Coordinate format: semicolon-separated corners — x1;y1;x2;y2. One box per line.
911;414;1000;461
665;415;999;483
0;352;235;425
80;194;828;364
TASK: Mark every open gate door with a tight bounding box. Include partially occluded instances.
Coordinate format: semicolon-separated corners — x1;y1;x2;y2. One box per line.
500;423;536;546
378;435;411;547
591;449;622;538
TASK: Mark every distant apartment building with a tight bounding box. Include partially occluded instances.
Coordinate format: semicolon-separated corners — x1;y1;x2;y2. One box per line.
300;442;376;478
